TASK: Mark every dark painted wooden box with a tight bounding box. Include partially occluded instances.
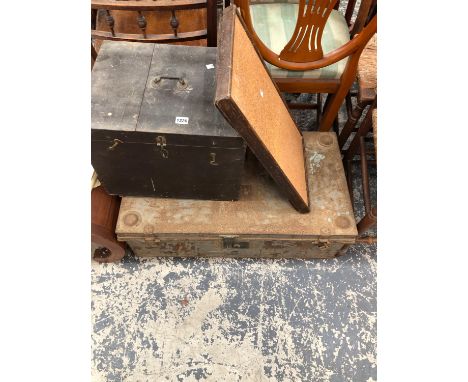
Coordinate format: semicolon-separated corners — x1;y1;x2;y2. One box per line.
92;41;246;200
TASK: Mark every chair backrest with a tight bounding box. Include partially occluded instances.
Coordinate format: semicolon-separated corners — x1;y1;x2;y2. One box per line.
280;0;341;63
91;0;218;47
235;0;376;71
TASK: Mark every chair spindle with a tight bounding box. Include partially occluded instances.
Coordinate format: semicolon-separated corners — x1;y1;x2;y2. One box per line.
105;10;115;37
170;10;179;37
137;11;147;38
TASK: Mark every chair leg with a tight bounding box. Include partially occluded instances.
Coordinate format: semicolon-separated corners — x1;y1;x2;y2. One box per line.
345;157;354;209
357;133;377;237
316;93;322;130
339;99;369;149
91;43;98;69
320;52;362;132
343;102;374;163
357;207;377;236
359;136;372;213
319;87;350;131
332;117;340;136
345;93;353;117
321;93;339;132
206;0;217;47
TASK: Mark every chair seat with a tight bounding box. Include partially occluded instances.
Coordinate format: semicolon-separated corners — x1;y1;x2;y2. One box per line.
250;4;350;80
357;34;377;101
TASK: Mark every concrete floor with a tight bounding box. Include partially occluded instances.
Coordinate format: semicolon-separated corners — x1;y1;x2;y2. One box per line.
92;245;376;381
91;92;377;381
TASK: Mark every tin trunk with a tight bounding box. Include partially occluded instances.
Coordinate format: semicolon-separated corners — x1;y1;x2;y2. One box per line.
117;132;357;259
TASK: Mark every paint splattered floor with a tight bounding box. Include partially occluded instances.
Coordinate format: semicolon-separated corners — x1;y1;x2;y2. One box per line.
92;245;376;382
91;92;377;381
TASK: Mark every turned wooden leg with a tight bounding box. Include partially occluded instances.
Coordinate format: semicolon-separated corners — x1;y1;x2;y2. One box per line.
320;52;361;132
345;157;354;209
357;207;377;236
319;87;350;131
343;102;374;163
332;116;340;136
321;93;339;132
207;0;217;47
357;133;377;237
345;93;353;117
316;93;322;130
91;43;98;69
339;100;368;149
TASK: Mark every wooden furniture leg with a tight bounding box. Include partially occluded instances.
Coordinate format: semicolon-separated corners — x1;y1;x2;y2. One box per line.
357;135;376;235
344;99;374;162
207;0;218;47
91;43;98;69
316;93;322;129
339;99;370;149
319;53;361;132
357;206;377;235
92;186;126;263
343;100;377;239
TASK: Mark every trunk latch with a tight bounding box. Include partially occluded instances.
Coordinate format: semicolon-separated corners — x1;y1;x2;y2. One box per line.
156;136;169;159
221;236;249;249
108;138;123;151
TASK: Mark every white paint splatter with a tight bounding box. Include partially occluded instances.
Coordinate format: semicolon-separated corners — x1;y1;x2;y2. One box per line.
308;152;326;174
92;253;377;381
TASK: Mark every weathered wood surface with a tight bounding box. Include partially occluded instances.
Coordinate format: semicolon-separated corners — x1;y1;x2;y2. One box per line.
117;132;357;259
92;42;246;200
215;7;310;213
92;42;237;136
137;44;236;137
91;42;154;132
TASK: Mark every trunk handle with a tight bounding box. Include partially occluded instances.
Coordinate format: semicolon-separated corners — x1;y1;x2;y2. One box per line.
151;75;188;90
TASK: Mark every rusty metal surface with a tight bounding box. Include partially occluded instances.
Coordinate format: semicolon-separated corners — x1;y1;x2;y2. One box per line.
117;132;357;242
126;238;346;259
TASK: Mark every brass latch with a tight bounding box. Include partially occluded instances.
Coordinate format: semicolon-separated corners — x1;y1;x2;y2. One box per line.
156;136;169;159
210;153;219;166
108;138;123;151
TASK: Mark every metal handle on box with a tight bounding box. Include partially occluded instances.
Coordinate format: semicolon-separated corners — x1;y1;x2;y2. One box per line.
151;75;188;90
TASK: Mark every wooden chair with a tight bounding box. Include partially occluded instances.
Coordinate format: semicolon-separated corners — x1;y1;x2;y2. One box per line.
340;33;377;149
343;98;377;240
91;0;219;66
234;0;377;131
